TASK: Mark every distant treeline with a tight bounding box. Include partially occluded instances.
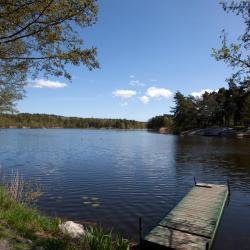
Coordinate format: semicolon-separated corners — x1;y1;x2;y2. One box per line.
172;83;250;132
147;114;173;130
0;113;146;129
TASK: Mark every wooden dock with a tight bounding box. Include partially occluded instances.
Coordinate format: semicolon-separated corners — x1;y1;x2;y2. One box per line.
143;183;229;250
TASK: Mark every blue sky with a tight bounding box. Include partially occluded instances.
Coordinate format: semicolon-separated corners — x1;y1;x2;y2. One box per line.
18;0;244;121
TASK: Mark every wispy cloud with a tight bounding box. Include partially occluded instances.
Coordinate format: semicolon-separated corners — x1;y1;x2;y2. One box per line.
149;79;157;82
129;75;135;78
146;87;173;98
112;89;136;98
120;102;128;106
139;95;150;104
191;89;214;98
30;79;67;89
129;79;145;87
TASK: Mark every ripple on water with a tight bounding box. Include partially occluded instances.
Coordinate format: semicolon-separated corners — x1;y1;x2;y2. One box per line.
0;130;249;248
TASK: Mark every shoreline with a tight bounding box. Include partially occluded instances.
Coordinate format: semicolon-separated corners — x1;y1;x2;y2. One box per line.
1;126;250;138
180;127;250;138
0;127;147;130
151;127;250;138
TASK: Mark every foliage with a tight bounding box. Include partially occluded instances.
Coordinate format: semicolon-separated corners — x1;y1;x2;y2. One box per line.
83;226;130;250
241;94;250;125
0;169;43;206
171;92;197;132
0;186;131;249
36;237;76;250
0;80;24;113
212;0;249;86
0;187;60;237
172;85;250;133
0;222;32;249
0;0;99;111
4;169;24;203
0;113;146;129
147;114;173;130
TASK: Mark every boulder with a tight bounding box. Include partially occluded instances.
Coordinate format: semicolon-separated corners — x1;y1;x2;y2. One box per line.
59;221;85;238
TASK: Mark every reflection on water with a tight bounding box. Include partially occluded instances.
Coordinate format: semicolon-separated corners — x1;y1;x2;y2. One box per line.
0;129;249;249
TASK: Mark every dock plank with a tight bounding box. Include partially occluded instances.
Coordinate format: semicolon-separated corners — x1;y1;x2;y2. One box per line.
144;183;229;250
144;226;209;250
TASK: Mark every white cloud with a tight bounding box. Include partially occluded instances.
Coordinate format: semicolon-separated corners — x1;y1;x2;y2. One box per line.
191;89;214;98
120;102;128;106
129;75;135;78
112;89;136;98
31;79;67;88
130;80;139;85
129;80;145;87
146;87;173;98
149;79;157;82
139;95;150;104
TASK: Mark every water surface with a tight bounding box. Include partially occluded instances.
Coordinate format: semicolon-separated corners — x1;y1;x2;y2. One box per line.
0;129;249;249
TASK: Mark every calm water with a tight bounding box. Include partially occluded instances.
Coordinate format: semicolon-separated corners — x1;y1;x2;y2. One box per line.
0;129;250;249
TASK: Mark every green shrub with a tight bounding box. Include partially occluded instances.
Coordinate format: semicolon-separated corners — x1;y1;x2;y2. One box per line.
83;226;130;250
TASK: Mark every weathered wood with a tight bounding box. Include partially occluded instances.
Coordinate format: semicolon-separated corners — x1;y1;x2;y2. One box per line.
144;183;228;250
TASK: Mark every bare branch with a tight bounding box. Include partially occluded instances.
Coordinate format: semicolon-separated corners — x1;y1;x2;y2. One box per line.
0;56;56;60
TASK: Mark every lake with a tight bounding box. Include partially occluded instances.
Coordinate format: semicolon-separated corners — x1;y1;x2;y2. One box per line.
0;129;250;249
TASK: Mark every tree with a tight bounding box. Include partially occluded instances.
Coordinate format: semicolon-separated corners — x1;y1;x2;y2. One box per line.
147;114;173;130
0;82;24;113
241;93;250;126
196;92;218;127
0;0;100;112
212;0;250;86
171;91;198;132
0;113;146;129
215;88;227;126
170;84;250;132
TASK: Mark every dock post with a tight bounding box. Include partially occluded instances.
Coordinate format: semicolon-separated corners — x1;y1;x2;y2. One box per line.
139;217;143;250
194;176;197;185
227;178;231;206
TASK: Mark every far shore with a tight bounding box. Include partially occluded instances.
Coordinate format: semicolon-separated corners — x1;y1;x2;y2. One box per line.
0;126;147;130
155;127;250;138
2;126;250;138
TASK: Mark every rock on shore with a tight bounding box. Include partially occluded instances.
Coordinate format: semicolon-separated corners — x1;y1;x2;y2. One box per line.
59;221;85;238
181;127;250;137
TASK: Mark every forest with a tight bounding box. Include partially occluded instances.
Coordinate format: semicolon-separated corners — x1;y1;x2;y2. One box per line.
0;113;146;129
172;82;250;132
148;81;250;133
147;114;173;130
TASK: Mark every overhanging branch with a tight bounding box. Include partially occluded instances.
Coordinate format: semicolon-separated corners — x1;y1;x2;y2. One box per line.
0;0;54;41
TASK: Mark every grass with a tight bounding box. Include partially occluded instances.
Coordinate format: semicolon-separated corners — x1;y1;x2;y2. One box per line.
82;227;130;250
0;186;59;235
0;186;131;249
0;222;31;250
